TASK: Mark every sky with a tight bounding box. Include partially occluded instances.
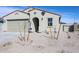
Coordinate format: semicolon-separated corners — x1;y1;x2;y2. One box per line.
0;6;79;23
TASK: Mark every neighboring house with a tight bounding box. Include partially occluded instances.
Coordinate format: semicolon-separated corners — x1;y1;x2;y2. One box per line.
63;24;74;32
76;24;79;31
62;23;79;32
2;8;61;33
74;23;79;31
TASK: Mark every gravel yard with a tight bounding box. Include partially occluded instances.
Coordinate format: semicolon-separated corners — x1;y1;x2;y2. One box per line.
0;28;79;53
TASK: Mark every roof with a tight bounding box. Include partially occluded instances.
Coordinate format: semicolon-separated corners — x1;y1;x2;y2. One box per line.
2;10;30;18
23;7;61;17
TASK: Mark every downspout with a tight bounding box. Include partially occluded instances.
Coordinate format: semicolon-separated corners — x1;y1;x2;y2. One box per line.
27;13;31;41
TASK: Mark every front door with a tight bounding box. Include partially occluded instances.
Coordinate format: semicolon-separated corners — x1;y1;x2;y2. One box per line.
33;17;39;32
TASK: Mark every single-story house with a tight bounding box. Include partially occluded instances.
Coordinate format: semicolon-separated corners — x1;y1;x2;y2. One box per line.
63;24;74;32
74;23;79;31
2;8;61;34
62;23;79;32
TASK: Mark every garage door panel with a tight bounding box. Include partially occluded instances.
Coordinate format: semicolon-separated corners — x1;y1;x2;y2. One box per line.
7;21;29;32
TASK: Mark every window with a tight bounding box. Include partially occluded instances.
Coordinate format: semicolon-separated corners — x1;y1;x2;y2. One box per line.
48;18;53;26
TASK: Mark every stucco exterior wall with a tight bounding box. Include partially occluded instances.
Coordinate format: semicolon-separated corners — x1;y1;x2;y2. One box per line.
44;12;60;32
3;11;29;20
3;11;29;32
24;9;60;33
27;9;43;32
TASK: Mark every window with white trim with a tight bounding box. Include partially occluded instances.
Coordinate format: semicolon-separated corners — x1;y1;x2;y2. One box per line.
48;18;53;26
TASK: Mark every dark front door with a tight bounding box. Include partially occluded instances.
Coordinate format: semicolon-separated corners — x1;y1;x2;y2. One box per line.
33;17;39;32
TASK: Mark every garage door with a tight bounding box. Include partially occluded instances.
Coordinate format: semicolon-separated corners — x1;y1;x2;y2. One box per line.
7;20;29;32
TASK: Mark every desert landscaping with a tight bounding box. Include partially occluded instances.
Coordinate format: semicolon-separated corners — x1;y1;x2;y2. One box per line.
0;7;79;53
0;25;79;53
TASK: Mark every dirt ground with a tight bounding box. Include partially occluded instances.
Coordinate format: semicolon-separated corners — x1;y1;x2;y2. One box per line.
0;27;79;53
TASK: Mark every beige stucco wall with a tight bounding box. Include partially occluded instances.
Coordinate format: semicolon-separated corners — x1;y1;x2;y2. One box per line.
24;9;60;33
3;11;29;32
0;21;7;32
3;11;29;20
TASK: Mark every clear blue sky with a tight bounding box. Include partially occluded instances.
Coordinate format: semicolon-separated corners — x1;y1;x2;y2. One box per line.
0;6;79;23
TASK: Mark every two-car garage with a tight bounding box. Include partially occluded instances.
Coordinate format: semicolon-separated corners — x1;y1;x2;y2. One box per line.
3;10;30;32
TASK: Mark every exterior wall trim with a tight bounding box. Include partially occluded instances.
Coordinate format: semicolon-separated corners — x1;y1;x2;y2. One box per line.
7;19;29;21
